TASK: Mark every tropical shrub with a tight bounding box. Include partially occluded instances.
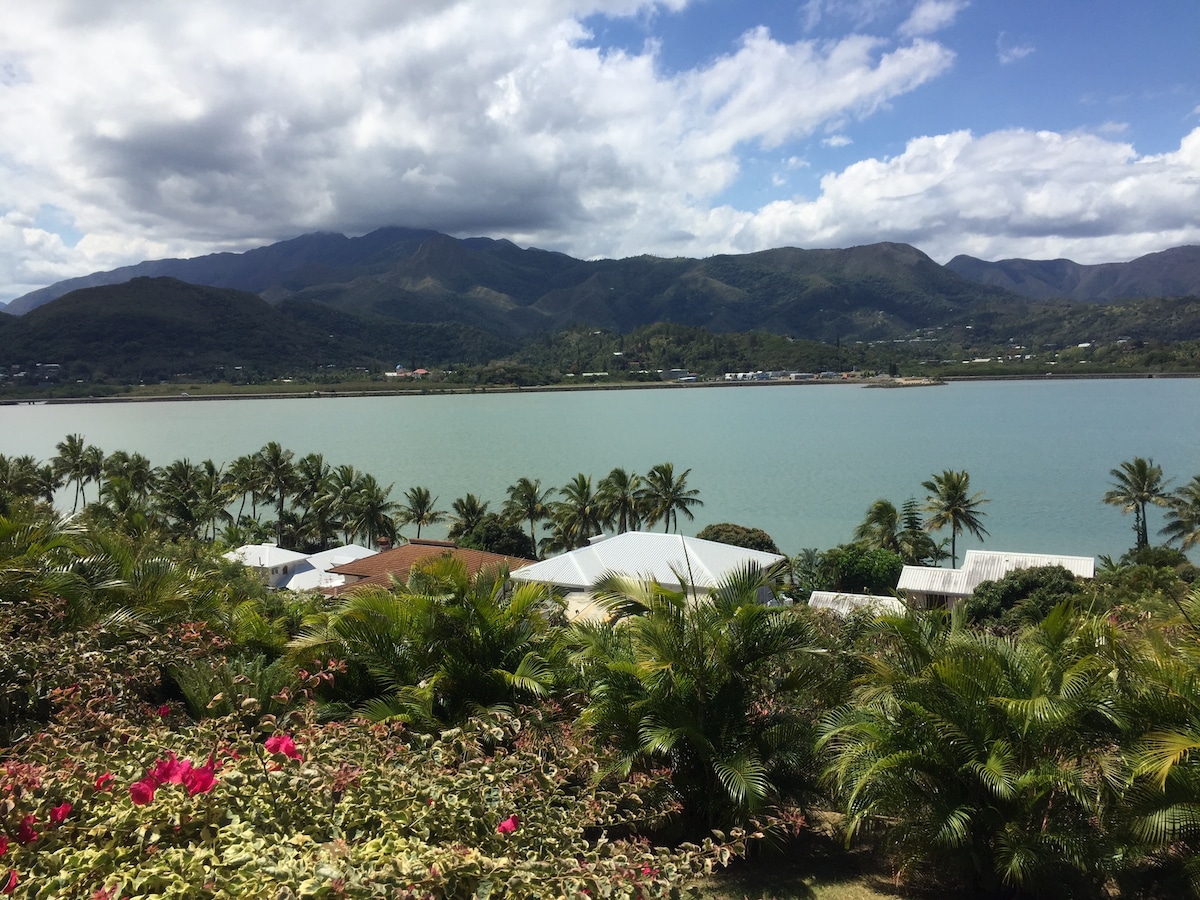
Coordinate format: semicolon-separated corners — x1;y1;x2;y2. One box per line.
1;713;738;899
964;565;1082;629
694;523;780;554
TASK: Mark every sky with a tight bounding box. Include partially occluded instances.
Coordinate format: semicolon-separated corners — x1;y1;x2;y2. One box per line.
3;0;1200;305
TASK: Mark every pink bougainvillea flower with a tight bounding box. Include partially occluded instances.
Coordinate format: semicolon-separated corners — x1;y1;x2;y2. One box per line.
149;752;187;785
496;814;519;835
1;869;16;895
49;802;72;824
183;761;217;797
157;704;172;718
0;834;7;856
94;772;114;792
16;815;37;844
265;734;302;760
130;777;156;806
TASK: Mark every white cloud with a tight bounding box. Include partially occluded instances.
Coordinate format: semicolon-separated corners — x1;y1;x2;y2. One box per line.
899;0;967;38
0;0;956;300
822;135;854;147
722;127;1200;264
996;31;1035;65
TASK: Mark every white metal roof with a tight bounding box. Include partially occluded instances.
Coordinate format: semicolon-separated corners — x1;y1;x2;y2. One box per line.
809;591;906;617
282;544;377;592
897;549;1095;597
223;543;310;568
510;531;786;591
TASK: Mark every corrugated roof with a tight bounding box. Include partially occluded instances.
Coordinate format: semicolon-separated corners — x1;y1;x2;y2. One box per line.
510;532;786;591
897;549;1095;597
327;538;534;593
223;543;309;568
809;591;906;617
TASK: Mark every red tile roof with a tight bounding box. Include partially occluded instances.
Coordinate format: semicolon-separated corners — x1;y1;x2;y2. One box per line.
327;538;534;594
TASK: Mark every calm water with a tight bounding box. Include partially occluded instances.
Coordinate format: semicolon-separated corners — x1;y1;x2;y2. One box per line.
2;380;1198;560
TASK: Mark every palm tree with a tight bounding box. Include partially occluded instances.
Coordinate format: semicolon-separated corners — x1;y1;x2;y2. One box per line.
571;563;818;831
820;606;1127;893
503;477;554;558
258;442;297;547
1161;474;1200;551
1104;457;1172;551
597;467;643;533
922;469;989;568
346;473;399;547
641;462;703;533
52;433;89;511
154;459;205;539
399;486;445;539
548;473;605;550
226;452;268;523
853;499;901;552
448;493;490;541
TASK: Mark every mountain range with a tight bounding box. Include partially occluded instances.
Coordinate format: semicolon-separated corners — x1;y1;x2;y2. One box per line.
3;228;1199;382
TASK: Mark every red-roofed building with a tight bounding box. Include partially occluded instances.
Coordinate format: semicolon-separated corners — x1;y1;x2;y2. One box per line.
325;538;534;594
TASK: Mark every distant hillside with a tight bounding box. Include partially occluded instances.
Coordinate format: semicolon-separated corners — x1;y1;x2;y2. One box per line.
946;245;1200;302
4;228;1025;345
2;277;511;381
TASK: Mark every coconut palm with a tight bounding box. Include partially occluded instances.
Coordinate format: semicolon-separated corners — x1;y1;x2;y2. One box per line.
259;442;297;547
0;455;46;514
1104;457;1172;552
1161;474;1200;551
226;452;268;523
922;469;989;568
399;486;445;539
853;499;901;552
52;433;90;511
503;477;554;558
641;462;703;533
597;467;643;533
345;473;399;547
448;493;490;541
547;473;605;551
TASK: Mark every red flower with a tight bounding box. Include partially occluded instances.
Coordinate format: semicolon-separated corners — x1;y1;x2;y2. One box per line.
0;835;6;856
16;815;37;845
496;814;519;835
149;752;186;785
265;734;302;760
94;772;115;792
130;777;156;806
49;802;72;824
183;761;217;797
157;704;172;718
1;869;16;895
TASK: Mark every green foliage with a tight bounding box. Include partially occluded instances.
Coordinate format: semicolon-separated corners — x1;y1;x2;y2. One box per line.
695;523;780;554
817;545;904;595
456;514;536;559
2;713;737;899
571;564;820;833
965;565;1083;629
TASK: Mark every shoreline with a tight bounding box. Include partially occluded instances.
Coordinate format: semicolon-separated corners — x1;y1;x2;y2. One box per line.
2;370;1197;406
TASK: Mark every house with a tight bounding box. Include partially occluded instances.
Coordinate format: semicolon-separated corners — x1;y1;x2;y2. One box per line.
808;591;906;617
224;542;378;591
223;543;314;589
280;544;378;592
896;549;1095;609
325;538;535;594
509;531;787;621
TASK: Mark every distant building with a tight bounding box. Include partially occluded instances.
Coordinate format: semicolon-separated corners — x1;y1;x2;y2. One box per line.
326;538;534;594
896;550;1095;609
510;531;786;621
